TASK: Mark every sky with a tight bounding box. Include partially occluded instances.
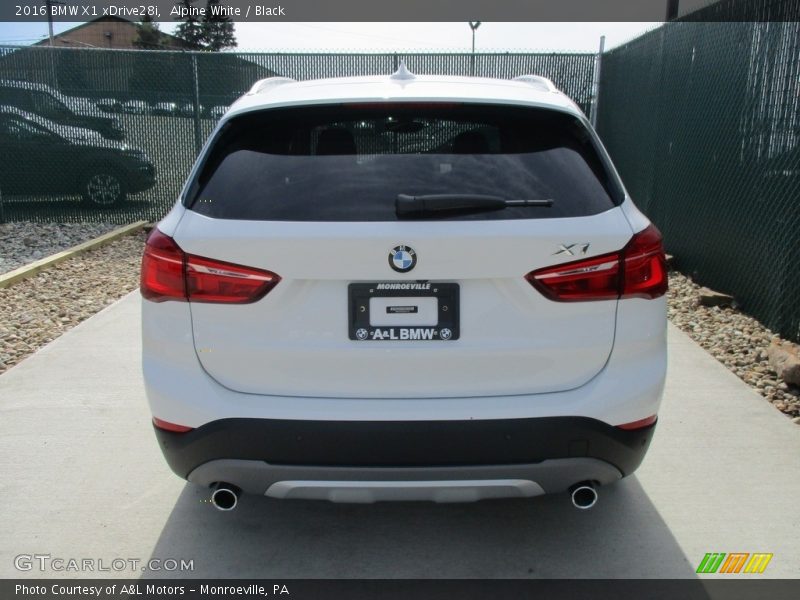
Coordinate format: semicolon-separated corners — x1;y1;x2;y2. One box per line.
0;22;664;53
229;22;661;53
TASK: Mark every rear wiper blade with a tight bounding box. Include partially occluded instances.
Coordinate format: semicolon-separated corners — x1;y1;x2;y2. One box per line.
396;194;553;218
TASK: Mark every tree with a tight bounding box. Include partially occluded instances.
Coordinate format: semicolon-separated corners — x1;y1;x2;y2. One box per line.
173;0;204;49
133;14;163;49
173;0;237;51
202;0;237;51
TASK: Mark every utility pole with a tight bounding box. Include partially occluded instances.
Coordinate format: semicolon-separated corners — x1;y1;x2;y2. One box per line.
468;22;481;77
591;35;606;129
44;0;65;46
43;0;65;88
45;0;54;46
469;21;481;54
665;0;680;20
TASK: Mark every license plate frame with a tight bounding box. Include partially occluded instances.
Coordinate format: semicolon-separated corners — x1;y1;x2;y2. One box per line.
348;282;460;341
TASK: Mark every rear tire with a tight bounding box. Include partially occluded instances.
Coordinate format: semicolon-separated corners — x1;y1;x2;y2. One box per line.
81;171;126;207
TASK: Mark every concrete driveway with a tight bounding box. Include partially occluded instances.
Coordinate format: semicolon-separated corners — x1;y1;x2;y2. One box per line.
1;292;798;579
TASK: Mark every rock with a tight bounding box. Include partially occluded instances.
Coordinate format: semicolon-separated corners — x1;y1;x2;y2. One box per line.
1;221;118;276
767;342;800;387
793;417;800;425
0;230;146;373
666;272;797;417
697;287;735;307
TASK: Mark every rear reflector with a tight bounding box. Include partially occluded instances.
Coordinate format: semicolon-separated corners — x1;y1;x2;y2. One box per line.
152;417;193;433
525;224;667;302
140;229;280;303
617;415;658;430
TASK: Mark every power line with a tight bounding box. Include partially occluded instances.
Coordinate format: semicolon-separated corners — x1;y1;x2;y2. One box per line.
0;37;48;43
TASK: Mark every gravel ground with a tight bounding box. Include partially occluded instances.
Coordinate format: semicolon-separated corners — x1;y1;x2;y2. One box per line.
0;230;798;427
0;231;146;374
0;221;118;275
668;271;800;422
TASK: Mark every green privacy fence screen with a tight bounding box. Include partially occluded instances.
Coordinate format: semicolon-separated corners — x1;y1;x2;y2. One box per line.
596;18;800;342
1;12;799;343
0;46;595;224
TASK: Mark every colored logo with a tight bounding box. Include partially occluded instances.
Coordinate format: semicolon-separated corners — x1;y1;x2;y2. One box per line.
696;553;773;574
389;245;417;273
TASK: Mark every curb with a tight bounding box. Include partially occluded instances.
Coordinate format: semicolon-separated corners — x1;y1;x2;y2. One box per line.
0;221;148;290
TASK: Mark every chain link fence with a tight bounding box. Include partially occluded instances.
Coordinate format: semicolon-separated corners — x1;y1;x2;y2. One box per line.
597;17;800;342
0;46;595;224
2;11;799;342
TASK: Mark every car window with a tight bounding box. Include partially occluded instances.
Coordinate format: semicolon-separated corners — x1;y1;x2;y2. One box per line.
188;103;622;221
0;87;32;109
30;91;72;120
0;116;54;141
0;87;74;121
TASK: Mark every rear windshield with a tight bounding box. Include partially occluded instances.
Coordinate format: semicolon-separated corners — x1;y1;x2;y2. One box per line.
187;103;621;221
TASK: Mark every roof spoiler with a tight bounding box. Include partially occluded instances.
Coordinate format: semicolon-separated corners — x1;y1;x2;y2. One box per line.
512;75;559;93
246;77;296;95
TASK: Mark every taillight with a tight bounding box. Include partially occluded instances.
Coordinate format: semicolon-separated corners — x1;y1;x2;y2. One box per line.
525;224;667;302
185;254;280;303
526;253;620;301
140;229;280;303
140;229;185;302
620;224;668;299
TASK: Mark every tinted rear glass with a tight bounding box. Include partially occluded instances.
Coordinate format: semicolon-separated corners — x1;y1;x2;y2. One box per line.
188;103;621;221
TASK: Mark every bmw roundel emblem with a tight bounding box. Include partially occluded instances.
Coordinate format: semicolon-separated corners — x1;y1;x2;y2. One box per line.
389;245;417;273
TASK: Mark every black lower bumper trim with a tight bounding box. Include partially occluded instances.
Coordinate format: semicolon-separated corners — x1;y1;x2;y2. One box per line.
153;416;656;480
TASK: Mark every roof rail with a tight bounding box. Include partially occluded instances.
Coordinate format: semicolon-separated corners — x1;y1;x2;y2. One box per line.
512;75;559;93
246;77;296;95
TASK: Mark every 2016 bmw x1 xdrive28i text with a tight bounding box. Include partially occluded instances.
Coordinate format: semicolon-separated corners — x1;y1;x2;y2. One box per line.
141;67;667;510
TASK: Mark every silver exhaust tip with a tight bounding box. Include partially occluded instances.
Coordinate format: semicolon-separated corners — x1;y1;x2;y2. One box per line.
210;483;240;511
570;482;598;510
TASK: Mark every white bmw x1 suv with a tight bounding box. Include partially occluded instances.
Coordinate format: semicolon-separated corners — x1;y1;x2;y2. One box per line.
141;67;667;510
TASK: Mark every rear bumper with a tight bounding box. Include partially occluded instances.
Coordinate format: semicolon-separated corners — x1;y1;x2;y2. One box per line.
189;458;622;502
154;417;656;495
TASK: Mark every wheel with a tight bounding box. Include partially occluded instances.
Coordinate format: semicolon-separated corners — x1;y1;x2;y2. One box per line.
81;172;126;207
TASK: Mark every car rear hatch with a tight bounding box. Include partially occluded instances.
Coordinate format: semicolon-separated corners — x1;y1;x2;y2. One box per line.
174;102;635;398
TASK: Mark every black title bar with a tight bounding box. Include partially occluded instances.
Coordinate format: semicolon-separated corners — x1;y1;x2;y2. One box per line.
4;579;800;600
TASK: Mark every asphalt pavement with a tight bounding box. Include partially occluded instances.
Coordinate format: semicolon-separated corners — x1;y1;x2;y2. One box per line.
1;292;798;579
